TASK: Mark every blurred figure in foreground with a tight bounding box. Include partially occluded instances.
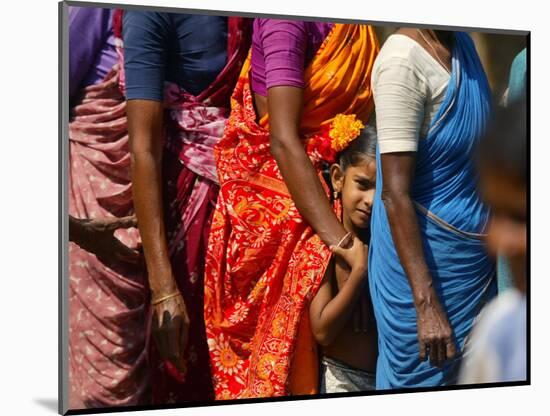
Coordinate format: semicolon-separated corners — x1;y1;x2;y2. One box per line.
497;47;527;293
460;99;527;383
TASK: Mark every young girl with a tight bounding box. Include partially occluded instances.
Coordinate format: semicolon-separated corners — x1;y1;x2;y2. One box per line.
309;126;378;393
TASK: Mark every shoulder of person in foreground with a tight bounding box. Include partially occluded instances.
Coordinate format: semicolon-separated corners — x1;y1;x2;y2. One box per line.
459;288;526;384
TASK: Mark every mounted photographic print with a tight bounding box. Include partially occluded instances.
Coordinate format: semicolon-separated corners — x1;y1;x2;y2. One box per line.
59;1;529;414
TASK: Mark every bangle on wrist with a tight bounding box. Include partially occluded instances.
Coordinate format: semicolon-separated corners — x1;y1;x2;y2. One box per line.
335;232;352;249
151;291;181;306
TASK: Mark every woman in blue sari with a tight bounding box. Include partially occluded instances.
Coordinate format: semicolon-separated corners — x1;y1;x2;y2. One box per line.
368;29;496;388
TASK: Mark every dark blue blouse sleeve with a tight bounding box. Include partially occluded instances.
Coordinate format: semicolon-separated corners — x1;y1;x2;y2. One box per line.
122;12;169;101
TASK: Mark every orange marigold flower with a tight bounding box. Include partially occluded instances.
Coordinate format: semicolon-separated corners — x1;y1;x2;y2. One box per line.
329;114;365;152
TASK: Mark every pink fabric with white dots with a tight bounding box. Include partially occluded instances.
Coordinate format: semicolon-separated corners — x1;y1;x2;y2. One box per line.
68;66;150;409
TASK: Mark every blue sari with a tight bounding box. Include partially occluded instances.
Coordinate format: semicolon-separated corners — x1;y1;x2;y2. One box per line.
368;32;497;389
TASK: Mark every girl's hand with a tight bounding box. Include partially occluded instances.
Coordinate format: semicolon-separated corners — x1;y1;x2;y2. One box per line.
330;236;369;276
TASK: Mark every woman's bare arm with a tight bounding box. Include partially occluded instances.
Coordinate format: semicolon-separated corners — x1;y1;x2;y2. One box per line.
267;86;348;247
126;99;188;373
380;152;456;367
127;99;176;296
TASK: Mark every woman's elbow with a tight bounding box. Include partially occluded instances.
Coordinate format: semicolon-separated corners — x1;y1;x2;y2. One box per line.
269;133;285;160
130;146;160;169
381;188;407;213
129;150;144;172
269;130;303;158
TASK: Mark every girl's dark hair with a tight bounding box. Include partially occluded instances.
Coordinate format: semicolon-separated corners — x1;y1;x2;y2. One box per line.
477;98;527;183
337;124;378;170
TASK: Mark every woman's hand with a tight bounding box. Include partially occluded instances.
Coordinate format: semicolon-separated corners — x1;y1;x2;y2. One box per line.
151;290;190;375
415;294;456;367
330;236;369;275
69;215;140;266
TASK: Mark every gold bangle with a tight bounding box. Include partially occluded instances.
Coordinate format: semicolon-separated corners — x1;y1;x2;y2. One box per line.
335;232;352;248
151;291;181;306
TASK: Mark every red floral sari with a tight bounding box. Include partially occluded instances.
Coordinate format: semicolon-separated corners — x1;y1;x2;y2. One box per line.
113;11;251;404
204;24;379;399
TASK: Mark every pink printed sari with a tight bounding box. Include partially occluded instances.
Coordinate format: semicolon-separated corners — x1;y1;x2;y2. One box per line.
113;11;252;404
68;66;149;409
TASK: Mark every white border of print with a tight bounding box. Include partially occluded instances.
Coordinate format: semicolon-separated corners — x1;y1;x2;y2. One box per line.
2;0;546;415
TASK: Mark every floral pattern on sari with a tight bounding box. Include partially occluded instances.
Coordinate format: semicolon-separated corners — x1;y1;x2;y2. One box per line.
204;23;379;399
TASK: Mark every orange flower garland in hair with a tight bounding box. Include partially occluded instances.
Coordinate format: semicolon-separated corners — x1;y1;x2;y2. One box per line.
306;113;365;163
329;114;365;152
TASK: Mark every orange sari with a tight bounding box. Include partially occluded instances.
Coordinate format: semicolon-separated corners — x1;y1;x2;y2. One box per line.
204;24;379;399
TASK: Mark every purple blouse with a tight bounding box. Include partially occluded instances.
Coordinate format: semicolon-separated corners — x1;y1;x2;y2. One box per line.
250;19;333;96
69;6;118;100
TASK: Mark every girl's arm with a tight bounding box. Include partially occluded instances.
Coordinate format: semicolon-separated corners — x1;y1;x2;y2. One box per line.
309;238;368;346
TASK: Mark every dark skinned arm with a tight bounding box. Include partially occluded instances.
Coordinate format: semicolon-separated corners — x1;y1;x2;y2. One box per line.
69;215;140;266
126;99;188;374
267;86;350;248
380;152;456;367
309;238;368;346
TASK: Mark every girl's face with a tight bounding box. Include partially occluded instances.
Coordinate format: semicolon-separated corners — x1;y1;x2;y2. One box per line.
331;157;377;233
479;166;527;293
